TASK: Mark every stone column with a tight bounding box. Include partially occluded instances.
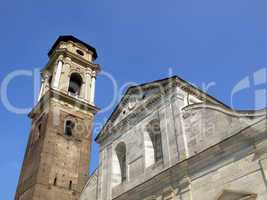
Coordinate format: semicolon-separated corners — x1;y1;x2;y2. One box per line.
172;94;190;161
37;78;45;102
106;145;113;200
53;56;63;89
38;72;50;101
166;102;179;165
159;106;171;167
85;69;92;102
90;71;96;104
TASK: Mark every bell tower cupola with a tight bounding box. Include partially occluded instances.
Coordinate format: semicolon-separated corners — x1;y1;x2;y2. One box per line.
38;35;100;105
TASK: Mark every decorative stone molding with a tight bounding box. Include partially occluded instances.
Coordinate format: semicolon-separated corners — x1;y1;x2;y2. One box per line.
254;140;267;160
143;195;157;200
216;190;257;200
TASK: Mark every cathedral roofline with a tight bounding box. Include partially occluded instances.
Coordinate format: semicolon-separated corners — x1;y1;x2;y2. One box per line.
48;35;98;59
127;75;230;108
183;102;267;117
94;75;228;143
95;75;267;144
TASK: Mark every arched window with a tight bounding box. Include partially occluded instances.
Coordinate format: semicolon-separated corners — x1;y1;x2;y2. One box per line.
68;73;83;96
64;120;75;136
146;119;163;164
115;142;127;183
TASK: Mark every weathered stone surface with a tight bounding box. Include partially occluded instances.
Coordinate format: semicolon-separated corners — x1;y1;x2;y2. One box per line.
15;36;267;200
15;36;99;200
83;76;267;200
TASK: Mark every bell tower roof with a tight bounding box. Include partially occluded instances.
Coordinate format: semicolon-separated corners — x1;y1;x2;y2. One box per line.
48;35;98;59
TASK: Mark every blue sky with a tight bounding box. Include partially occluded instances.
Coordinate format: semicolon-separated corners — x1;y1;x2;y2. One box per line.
1;0;267;199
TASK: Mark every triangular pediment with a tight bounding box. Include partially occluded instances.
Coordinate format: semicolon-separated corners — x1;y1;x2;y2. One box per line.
111;81;169;126
95;75;228;143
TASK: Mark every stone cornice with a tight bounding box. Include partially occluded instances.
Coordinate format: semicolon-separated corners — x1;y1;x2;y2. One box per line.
95;75;231;143
96;93;167;144
183;103;267;119
96;84;185;145
42;49;101;74
28;88;100;119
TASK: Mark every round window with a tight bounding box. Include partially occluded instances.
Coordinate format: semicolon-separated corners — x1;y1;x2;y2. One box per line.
76;49;84;56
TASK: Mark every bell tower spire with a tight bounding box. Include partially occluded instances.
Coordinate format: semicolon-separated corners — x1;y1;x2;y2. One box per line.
15;36;100;200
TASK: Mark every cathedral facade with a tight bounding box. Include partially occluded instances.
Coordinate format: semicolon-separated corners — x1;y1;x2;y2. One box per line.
16;36;267;200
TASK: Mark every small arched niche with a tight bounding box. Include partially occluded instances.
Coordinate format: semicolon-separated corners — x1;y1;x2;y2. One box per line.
112;142;127;187
68;73;83;96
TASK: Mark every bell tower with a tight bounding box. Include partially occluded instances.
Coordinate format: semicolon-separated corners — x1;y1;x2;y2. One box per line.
15;36;100;200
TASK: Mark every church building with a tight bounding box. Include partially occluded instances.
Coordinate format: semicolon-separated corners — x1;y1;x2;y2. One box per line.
15;36;267;200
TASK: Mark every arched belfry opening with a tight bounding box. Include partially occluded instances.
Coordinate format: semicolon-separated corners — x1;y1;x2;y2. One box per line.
68;73;83;96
